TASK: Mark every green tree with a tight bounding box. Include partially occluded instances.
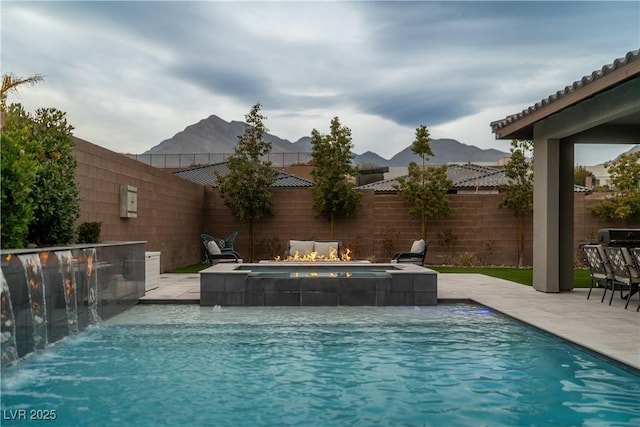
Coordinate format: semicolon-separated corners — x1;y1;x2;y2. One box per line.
215;103;278;262
28;107;79;245
498;139;533;267
589;151;640;221
394;124;452;240
310;116;362;238
1;105;39;248
2;104;79;246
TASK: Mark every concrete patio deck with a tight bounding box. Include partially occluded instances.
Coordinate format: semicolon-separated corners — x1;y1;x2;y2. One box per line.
140;272;640;370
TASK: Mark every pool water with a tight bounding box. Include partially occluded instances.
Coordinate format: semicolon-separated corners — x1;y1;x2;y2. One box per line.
237;264;398;277
1;304;639;426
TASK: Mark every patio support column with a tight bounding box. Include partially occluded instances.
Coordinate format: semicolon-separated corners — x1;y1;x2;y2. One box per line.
532;133;575;293
532;135;560;292
558;140;575;291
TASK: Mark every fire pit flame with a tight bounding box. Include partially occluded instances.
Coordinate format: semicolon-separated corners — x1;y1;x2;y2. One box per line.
275;247;352;262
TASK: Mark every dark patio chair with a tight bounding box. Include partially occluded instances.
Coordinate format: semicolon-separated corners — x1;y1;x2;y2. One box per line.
604;246;640;309
392;240;429;266
581;244;613;301
223;231;238;253
202;238;240;264
201;233;240;264
629;248;640;311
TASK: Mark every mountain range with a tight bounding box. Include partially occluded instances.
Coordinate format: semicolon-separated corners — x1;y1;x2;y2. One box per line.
144;114;638;167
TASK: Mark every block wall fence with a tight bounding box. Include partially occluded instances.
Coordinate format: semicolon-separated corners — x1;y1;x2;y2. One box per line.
74;138;634;271
74;138;205;272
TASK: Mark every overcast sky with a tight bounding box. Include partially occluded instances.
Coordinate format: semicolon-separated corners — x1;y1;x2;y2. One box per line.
2;1;639;165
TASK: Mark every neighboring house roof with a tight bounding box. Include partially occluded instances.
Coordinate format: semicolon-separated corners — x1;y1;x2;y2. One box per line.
357;163;508;193
490;49;640;140
357;163;591;194
172;162;314;188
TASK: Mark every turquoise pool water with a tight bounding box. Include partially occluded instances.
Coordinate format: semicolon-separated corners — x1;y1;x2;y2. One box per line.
1;304;638;426
237;264;398;277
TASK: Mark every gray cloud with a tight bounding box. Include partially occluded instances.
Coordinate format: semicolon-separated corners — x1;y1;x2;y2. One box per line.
1;1;638;164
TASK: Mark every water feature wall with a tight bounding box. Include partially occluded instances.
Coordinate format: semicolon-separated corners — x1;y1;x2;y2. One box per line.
0;242;145;366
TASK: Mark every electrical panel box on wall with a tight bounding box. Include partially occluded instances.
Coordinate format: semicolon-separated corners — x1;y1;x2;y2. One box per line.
120;185;138;218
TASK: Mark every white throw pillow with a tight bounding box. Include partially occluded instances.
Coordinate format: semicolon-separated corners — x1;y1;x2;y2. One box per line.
207;240;221;255
315;241;338;258
289;240;315;256
410;239;426;254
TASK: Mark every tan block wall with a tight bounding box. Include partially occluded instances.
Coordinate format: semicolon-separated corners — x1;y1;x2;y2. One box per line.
203;188;377;261
205;190;530;265
204;189;639;267
74;138;205;272
74;140;638;270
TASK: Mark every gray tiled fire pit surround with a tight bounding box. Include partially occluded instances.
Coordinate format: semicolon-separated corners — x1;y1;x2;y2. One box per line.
200;262;437;306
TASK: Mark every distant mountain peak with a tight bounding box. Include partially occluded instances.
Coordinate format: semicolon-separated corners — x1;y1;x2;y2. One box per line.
143;114;511;165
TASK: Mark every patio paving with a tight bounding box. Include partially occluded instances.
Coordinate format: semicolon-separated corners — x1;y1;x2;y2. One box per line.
140;272;640;370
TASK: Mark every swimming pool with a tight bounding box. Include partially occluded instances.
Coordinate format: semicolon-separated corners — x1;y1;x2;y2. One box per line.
1;304;638;426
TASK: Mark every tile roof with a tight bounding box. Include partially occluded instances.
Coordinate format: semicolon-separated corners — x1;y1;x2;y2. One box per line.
356;163;591;194
490;49;640;136
172;162;315;188
357;163;508;193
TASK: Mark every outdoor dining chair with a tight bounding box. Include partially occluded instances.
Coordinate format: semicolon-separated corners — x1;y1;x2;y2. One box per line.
604;246;640;310
581;244;613;301
630;248;640;311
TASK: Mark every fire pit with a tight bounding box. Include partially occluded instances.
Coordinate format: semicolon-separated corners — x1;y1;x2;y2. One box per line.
200;261;437;306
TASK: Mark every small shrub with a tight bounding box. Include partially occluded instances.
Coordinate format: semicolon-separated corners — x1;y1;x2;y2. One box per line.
458;251;477;267
438;229;457;264
76;221;102;244
257;236;282;260
381;227;400;259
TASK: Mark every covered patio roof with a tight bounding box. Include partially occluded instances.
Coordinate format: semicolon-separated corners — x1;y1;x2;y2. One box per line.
490;49;640;292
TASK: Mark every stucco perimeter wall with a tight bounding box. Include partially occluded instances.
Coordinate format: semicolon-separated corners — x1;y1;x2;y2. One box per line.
74;138;206;272
205;188;635;266
72;137;634;270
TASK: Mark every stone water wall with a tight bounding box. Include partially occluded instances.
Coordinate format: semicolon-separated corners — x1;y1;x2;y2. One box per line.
1;242;145;366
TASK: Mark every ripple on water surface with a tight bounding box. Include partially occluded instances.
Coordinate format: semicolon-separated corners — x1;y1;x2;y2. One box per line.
1;304;639;426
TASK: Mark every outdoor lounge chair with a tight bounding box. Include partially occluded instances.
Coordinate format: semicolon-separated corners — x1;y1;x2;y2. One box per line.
604;246;640;309
581;244;614;301
223;231;238;253
201;232;237;253
201;234;241;264
392;239;429;266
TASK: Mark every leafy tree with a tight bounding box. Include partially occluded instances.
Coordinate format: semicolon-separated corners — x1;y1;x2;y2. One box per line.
29;108;79;245
1;106;39;248
589;151;640;221
574;165;593;187
498;139;533;267
394;124;452;240
215;103;278;262
310;116;362;238
1;72;44;111
2;104;79;246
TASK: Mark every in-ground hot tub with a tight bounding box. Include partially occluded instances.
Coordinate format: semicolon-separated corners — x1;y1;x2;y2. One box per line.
200;262;437;306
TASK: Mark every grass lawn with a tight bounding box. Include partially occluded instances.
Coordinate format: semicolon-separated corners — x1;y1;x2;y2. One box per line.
167;263;209;273
167;263;592;288
431;266;592;288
